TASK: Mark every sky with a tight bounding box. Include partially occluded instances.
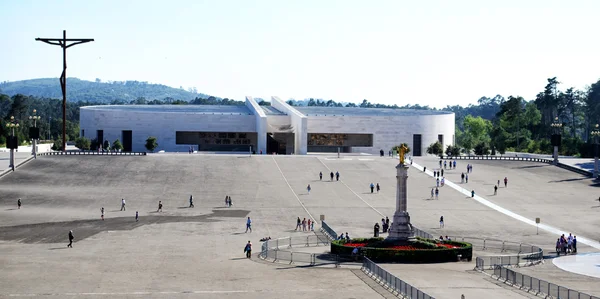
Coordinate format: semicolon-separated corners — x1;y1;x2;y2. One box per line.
1;0;599;108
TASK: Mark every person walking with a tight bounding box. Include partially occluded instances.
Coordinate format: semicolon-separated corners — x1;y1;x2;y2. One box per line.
307;219;312;231
189;195;194;208
370;183;375;193
120;198;126;211
17;198;21;209
335;171;340;181
302;218;307;231
461;173;465;183
330;172;334;181
244;241;252;258
225;195;229;207
157;201;163;212
307;184;311;194
374;223;380;237
471;190;475;198
465;174;469;183
504;177;508;188
435;187;439;200
453;160;456;169
319;172;322;181
245;217;252;233
135;211;139;222
311;221;314;231
376;183;380;193
431;188;434;199
494;185;498;195
67;230;74;248
101;207;105;220
228;196;233;207
295;217;301;231
439;216;444;228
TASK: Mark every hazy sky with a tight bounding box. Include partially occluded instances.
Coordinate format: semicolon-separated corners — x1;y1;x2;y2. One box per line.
1;0;599;107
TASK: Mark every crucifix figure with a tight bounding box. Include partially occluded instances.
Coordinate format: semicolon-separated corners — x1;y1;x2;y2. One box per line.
35;30;94;152
399;144;408;165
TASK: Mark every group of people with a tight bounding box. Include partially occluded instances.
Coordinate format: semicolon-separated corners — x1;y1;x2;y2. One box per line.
225;195;233;207
369;183;380;193
556;233;577;255
310;171;342;194
295;217;315;231
373;217;390;237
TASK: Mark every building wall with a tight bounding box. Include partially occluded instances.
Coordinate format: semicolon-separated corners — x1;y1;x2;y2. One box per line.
271;97;307;154
80;107;256;152
305;113;455;155
245;97;267;154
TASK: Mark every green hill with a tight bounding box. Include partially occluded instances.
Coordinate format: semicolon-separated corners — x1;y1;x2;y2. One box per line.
0;78;210;103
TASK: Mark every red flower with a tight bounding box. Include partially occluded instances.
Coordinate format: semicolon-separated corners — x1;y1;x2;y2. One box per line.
344;243;368;247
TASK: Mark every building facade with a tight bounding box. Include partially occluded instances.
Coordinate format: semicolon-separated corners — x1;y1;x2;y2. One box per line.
79;97;455;155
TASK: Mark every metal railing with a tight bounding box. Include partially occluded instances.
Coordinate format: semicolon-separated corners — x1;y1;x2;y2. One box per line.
492;265;599;299
259;233;332;265
320;221;338;241
450;237;544;269
413;226;433;239
444;155;552;163
362;257;435;299
38;151;147;156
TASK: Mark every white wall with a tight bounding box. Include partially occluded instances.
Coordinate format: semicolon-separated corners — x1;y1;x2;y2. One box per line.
271;97;307;154
245;97;267;154
305;113;455;155
80;107;256;152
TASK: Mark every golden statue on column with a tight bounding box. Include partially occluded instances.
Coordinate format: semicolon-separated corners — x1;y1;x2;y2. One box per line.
399;144;408;165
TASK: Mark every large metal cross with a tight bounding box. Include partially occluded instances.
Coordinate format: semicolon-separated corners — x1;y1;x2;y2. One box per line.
35;30;94;152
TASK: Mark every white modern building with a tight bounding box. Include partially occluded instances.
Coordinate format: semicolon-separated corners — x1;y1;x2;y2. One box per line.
79;96;455;155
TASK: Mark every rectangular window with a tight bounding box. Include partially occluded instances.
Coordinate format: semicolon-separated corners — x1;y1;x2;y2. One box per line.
438;134;444;145
81;129;85;137
413;134;422;156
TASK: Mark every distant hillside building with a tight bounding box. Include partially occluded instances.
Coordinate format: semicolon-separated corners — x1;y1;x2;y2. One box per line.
79;97;455;155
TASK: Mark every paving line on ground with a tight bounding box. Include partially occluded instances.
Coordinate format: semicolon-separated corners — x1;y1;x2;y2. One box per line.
317;157;386;218
271;156;316;223
411;161;600;250
3;289;327;297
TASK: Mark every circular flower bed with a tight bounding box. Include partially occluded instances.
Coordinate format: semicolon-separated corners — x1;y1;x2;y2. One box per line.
331;237;472;263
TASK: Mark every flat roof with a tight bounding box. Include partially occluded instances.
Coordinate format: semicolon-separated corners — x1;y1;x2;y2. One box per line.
295;107;452;116
261;106;286;115
81;105;253;115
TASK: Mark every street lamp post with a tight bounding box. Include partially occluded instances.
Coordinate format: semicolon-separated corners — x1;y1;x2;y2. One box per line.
29;109;41;158
550;117;563;166
5;116;20;171
591;124;600;179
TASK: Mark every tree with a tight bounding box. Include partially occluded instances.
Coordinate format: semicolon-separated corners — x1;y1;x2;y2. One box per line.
145;136;158;152
102;139;110;151
112;139;123;152
445;145;461;156
426;141;443;156
75;136;91;150
473;142;490;155
90;138;99;150
51;138;62;151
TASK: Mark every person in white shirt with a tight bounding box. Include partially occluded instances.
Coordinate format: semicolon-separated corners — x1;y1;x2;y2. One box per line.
120;199;126;211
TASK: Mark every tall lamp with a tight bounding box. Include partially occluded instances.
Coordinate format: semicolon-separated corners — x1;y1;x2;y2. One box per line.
5;116;19;171
550;117;562;166
591;124;600;179
29;109;41;158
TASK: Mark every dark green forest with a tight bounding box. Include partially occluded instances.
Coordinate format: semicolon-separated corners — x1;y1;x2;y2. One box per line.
1;76;600;157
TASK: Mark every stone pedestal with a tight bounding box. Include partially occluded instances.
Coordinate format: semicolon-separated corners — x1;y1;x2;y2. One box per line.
387;163;415;241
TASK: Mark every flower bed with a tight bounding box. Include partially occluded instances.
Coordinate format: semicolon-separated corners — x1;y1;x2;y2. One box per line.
331;237;472;263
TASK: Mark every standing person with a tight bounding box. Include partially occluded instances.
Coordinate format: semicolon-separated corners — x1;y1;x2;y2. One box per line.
385;216;390;228
439;160;442;168
465;174;469;183
436;178;440;187
17;198;21;209
431;188;434;199
244;241;252;258
471;190;475;198
135;211;139;222
307;219;312;231
439;216;444;228
245;217;252;233
443;161;447;169
225;195;229;207
453;160;456;169
376;183;380;193
67;230;74;248
435;187;439;200
189;195;194;208
461;173;465;183
157;201;163;212
319;172;322;181
370;183;375;193
101;207;105;221
497;179;500;187
330;172;334;181
228;196;233;207
504;177;508;188
302;218;307;231
441;169;444;177
335;171;340;181
374;223;380;237
311;221;315;231
295;217;301;230
120;198;126;211
307;184;311;194
494;185;498;195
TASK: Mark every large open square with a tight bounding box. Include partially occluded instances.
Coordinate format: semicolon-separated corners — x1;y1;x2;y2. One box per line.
0;154;599;298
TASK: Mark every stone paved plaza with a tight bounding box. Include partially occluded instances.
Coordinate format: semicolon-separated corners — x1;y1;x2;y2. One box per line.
0;154;598;298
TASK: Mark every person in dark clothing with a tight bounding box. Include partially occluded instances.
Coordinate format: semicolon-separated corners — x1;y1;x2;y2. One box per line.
374;223;380;237
244;241;252;258
67;230;74;248
330;172;334;181
376;183;380;193
189;195;194;208
335;171;340;181
157;201;163;212
17;198;21;209
319;172;322;181
370;183;375;193
494;185;498;195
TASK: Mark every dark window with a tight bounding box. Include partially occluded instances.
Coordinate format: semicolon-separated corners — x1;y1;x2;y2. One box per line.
438;134;444;145
81;129;85;137
97;130;104;145
122;130;132;152
413;134;422;156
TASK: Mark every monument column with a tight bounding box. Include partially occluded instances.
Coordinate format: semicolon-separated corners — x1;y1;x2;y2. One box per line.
387;146;415;241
